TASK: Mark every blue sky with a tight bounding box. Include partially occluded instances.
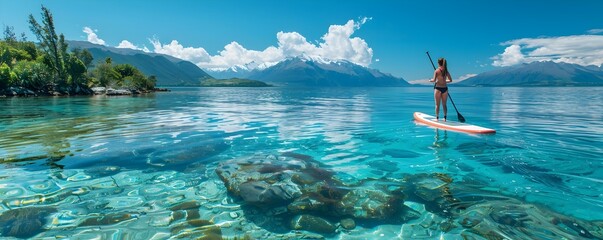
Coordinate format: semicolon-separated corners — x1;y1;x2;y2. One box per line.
2;0;603;82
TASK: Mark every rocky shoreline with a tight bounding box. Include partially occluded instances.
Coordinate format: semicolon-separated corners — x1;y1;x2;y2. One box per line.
0;85;170;97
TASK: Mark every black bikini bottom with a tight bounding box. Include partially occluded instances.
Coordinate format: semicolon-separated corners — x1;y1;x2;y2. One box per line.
434;86;448;94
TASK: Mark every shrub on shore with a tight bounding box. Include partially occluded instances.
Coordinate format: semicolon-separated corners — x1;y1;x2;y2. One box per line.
0;6;156;97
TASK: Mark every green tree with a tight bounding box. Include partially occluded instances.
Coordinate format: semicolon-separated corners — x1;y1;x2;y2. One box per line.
71;47;93;67
0;45;13;65
0;62;12;88
17;41;38;60
92;58;120;87
146;75;157;90
28;5;68;85
20;33;27;42
65;54;86;87
0;44;33;66
113;63;155;90
114;64;138;78
12;60;51;90
3;26;18;44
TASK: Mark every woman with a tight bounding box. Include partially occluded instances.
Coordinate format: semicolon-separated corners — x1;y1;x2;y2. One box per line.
429;58;453;121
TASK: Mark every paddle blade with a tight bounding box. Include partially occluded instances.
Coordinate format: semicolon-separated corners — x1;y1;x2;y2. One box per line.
458;113;466;123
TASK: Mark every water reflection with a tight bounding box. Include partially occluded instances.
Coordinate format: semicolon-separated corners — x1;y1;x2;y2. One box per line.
433;129;448;148
1;95;159;170
1;87;603;238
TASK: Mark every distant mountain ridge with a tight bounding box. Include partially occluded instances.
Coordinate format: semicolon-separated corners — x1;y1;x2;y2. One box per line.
68;41;212;86
204;65;256;79
459;61;603;86
244;58;409;87
69;41;407;87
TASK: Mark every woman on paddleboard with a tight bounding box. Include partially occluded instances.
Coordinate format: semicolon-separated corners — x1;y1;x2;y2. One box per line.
430;58;453;121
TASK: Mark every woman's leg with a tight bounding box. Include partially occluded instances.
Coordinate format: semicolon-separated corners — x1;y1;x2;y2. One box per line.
441;92;448;121
434;89;441;120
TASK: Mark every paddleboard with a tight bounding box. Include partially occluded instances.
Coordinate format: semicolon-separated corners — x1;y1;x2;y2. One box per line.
414;112;496;134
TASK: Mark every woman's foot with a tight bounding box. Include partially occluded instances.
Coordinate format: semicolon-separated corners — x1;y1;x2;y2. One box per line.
444;116;447;122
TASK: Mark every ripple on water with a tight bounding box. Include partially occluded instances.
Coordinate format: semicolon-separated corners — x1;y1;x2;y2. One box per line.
50;208;89;228
141;183;169;197
151;171;178;183
0;186;25;198
28;178;61;193
1;87;602;239
106;196;145;209
67;171;92;182
159;194;187;207
168;180;187;189
112;171;148;187
196;180;224;200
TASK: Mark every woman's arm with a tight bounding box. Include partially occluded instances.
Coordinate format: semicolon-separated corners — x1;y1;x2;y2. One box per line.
430;69;437;82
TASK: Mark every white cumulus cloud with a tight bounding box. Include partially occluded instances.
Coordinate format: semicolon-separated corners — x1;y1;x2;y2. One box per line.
318;18;373;66
83;27;105;45
148;18;374;71
492;35;603;67
492;44;525;67
199;42;283;70
150;39;212;64
84;18;374;71
277;31;318;58
116;40;150;52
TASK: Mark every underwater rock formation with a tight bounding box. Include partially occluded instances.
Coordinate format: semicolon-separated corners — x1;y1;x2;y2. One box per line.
215;153;408;233
0;207;57;238
215;152;603;238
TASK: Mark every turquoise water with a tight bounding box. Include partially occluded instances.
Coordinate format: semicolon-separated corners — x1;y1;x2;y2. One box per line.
1;87;602;239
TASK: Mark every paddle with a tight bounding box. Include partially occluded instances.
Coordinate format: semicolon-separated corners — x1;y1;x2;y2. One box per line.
426;51;466;123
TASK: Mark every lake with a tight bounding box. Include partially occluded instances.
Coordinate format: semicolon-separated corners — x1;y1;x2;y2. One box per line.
1;87;602;239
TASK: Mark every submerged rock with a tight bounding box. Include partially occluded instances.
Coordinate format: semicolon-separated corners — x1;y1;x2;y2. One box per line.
401;173;457;217
79;212;139;226
290;214;336;234
215;153;334;208
238;180;301;205
171;223;222;240
287;195;329;214
216;153;409;232
400;172;603;240
335;188;403;220
340;218;356;230
0;207;57;238
456;199;603;239
214;152;603;239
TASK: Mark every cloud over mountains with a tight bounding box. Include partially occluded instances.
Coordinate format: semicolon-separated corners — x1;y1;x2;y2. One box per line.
82;27;105;46
83;18;374;71
492;34;603;67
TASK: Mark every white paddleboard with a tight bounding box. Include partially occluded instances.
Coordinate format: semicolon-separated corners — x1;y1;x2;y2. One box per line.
414;112;496;134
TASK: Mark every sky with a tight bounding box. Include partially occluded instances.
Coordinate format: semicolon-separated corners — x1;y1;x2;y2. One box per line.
2;0;603;83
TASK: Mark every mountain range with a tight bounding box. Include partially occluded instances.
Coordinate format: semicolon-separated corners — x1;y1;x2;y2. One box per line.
247;58;409;87
68;41;603;87
458;61;603;86
68;41;408;87
68;41;212;86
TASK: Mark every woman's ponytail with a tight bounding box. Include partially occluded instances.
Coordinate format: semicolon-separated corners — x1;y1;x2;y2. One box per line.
438;58;448;77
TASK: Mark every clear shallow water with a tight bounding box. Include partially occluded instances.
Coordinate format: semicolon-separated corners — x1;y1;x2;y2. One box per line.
1;87;602;239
